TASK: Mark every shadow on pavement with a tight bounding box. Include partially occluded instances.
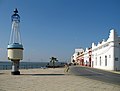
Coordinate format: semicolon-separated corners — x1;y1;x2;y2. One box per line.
76;73;103;76
0;73;4;75
20;73;65;76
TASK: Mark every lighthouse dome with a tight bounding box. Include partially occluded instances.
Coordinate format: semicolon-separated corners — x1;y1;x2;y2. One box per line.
7;43;23;49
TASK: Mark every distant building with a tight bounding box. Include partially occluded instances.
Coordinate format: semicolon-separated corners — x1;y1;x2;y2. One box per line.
71;29;120;71
76;50;84;66
71;48;84;64
84;48;92;67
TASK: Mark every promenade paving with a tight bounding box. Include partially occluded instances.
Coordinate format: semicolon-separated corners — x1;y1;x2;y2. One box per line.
70;66;120;86
0;68;120;91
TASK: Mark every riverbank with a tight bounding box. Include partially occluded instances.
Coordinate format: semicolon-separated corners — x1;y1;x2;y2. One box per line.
0;68;120;91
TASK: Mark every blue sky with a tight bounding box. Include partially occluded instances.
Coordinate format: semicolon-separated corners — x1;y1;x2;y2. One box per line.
0;0;120;62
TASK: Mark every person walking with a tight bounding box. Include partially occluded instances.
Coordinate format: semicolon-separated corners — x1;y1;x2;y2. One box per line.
64;63;69;72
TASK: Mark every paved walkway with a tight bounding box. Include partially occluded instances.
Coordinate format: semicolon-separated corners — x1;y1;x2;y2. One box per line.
0;68;120;91
70;66;120;86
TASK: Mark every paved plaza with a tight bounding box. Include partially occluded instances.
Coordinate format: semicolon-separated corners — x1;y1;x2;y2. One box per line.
0;68;120;91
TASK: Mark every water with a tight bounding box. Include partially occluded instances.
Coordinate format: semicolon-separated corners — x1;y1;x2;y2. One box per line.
0;61;48;70
0;61;66;70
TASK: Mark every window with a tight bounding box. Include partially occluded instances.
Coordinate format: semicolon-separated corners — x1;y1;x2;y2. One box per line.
96;57;97;66
77;52;80;55
115;58;118;61
109;55;111;58
72;60;75;63
105;56;107;66
100;56;101;66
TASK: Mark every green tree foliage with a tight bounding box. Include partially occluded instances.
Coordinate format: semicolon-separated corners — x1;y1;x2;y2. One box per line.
50;57;58;68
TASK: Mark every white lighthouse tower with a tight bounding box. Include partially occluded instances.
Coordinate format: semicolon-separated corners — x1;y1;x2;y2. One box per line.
7;8;23;75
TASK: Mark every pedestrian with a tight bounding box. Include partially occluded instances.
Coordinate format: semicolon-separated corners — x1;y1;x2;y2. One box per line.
64;63;69;72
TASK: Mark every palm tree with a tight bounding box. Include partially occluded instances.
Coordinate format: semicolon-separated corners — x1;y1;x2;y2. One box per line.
50;57;58;68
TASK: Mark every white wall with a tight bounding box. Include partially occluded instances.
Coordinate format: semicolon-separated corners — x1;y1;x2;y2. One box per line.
91;29;120;70
84;48;89;65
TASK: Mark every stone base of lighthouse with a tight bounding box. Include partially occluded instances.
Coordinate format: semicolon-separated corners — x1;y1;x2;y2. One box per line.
11;71;20;75
11;60;20;75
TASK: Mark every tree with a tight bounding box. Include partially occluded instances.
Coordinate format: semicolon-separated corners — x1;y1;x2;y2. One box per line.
50;57;58;68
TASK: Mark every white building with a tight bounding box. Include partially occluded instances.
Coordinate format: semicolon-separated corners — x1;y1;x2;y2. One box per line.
71;29;120;71
84;48;92;66
71;48;84;64
92;29;120;70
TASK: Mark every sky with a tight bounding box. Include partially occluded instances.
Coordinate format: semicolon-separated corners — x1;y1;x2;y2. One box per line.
0;0;120;62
